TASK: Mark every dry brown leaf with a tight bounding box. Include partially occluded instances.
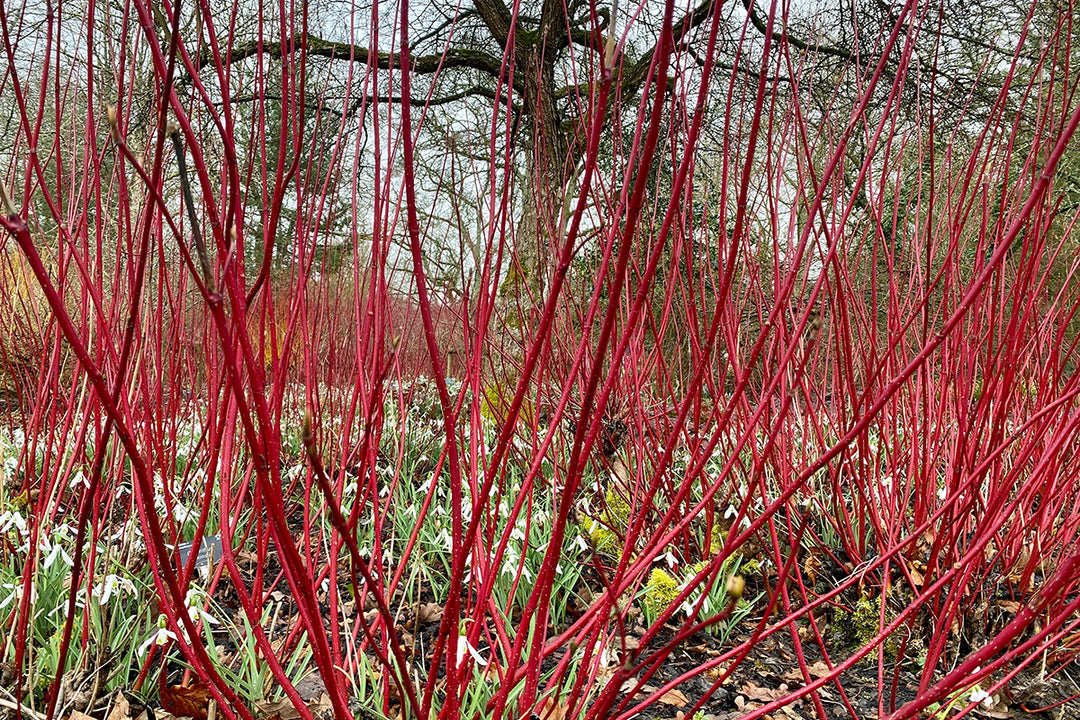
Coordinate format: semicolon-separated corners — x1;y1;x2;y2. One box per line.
482;661;502;683
738;682;788;702
803;553;822;587
254;699;302;720
733;695;758;712
973;709;1010;720
779;661;831;680
235;549;259;564
70;711;96;720
160;684;213;720
307;693;334;720
535;696;566;720
106;691;131;720
658;689;688;708
417;603;444;625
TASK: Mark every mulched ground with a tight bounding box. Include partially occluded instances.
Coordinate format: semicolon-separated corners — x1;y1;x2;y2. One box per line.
193;547;1080;720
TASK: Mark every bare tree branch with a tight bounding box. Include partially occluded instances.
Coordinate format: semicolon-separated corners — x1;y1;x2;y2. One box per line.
199;34;512;87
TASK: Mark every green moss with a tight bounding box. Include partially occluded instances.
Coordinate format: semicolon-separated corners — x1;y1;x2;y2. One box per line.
851;595;879;644
739;558;762;577
848;594;901;663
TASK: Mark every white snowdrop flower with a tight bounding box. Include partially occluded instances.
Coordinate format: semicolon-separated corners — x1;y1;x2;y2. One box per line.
41;537;73;569
94;575;136;605
680;597;696;617
656;550;678;569
937;486;947;501
969;688;992;707
455;631;487;668
572;534;590;553
172;503;193;524
49;591;86;617
0;510;27;535
502;546;520;571
185;589;219;626
724;505;738;520
434;528;453;551
138;616;178;656
69;471;89;489
0;582;35;610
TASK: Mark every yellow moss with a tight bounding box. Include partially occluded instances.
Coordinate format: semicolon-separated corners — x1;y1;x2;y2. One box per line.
589;525;622;556
710;525;726;553
644;568;680;620
588;490;633;558
479;383;534;428
605;489;632;528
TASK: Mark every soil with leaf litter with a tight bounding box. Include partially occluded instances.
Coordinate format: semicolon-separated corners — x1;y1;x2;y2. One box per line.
22;493;1074;720
124;545;1080;720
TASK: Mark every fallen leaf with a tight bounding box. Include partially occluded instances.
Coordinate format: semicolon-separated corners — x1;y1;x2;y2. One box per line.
294;675;328;702
307;693;334;720
106;691;130;720
417;603;444;624
254;699;302;720
803;553;823;586
70;712;96;720
160;684;213;720
658;689;688;708
738;682;788;702
973;709;1011;720
534;696;566;720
